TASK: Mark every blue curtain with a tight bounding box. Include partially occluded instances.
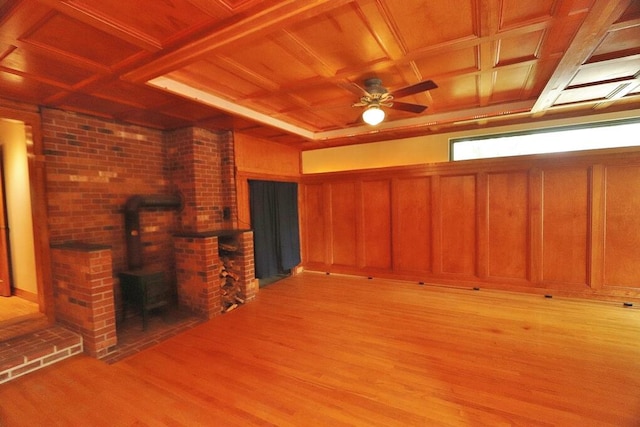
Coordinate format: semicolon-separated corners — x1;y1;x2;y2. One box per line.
249;180;301;279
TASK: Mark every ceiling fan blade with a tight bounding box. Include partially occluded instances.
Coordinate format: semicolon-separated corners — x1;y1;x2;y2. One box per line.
391;80;438;99
389;101;428;113
340;81;371;97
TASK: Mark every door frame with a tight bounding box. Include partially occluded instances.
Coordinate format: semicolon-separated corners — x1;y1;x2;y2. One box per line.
236;171;303;274
0;152;10;296
0;100;54;320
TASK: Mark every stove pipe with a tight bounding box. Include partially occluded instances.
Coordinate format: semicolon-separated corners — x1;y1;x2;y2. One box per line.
124;194;182;270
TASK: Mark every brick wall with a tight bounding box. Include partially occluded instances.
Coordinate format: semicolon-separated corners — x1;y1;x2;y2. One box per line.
174;230;256;319
236;231;258;301
167;127;236;232
50;244;116;358
41;108;257;351
174;235;221;318
42;108;178;275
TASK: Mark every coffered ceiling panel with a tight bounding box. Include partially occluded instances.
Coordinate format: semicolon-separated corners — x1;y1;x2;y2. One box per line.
500;0;557;28
285;4;389;72
384;0;476;50
522;60;558;95
0;70;61;103
592;25;640;58
0;0;638;148
412;47;478;79
23;13;140;67
0;46;94;87
497;31;543;66
222;38;322;87
58;92;136;117
431;75;479;110
555;81;625;105
59;0;220;44
492;67;532;103
170;59;266;98
571;58;640;86
542;14;585;57
90;80;178;110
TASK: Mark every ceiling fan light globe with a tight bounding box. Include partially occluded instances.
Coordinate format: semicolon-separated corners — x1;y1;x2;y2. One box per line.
362;105;385;126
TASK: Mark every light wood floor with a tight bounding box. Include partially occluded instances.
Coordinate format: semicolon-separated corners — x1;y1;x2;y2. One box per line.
0;296;39;323
0;296;46;341
1;273;639;426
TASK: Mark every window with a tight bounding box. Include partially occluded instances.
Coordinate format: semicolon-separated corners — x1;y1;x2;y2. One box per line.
450;119;640;161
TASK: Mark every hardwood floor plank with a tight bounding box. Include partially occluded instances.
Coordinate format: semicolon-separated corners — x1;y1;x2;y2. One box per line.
0;272;638;426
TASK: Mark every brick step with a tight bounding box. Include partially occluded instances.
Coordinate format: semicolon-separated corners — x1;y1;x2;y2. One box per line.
0;325;83;384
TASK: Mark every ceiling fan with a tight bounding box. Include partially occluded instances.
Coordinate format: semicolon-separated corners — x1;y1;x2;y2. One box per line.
351;78;438;125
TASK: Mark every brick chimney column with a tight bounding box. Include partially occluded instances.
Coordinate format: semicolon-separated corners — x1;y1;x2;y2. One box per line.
167;127;253;317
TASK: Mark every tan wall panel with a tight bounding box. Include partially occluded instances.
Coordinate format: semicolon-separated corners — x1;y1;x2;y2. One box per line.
440;175;477;275
362;180;391;269
542;168;589;285
392;176;432;272
604;165;640;288
487;171;529;280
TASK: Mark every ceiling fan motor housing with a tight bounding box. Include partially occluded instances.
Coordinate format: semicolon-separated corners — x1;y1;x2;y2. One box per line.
364;78;388;96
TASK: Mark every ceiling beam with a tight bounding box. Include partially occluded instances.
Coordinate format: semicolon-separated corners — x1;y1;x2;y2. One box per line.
123;0;353;83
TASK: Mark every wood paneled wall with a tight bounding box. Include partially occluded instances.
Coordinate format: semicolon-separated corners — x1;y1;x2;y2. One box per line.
301;148;640;300
234;132;301;229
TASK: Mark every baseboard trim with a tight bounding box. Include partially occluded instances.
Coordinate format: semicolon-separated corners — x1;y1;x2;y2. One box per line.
12;288;38;303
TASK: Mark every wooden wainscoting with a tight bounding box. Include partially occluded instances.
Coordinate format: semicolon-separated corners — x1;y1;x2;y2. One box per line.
0;272;638;426
301;148;640;301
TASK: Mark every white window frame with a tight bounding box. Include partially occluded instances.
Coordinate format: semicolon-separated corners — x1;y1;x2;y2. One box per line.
450;118;640;161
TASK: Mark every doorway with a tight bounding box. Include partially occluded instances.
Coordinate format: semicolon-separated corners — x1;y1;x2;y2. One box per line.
249;180;301;286
0;119;41;334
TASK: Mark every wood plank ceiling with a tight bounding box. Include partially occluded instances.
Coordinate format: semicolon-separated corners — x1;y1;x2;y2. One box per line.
0;0;639;149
